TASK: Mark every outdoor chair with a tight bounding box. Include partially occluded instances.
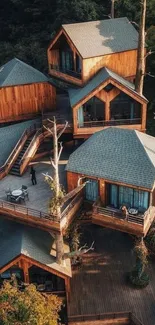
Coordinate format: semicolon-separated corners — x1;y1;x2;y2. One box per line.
5;189;11;201
10;195;22;203
20;185;29;200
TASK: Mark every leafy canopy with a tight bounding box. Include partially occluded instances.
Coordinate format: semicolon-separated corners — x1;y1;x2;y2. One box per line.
0;276;62;325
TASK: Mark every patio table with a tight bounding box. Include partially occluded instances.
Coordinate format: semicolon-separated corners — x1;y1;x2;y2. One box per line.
12;189;22;197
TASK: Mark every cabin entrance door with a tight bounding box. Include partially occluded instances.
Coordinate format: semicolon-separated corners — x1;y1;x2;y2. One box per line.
85;179;99;202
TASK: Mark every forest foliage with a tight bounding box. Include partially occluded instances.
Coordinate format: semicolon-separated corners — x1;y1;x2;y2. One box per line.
0;0;155;74
0;276;62;325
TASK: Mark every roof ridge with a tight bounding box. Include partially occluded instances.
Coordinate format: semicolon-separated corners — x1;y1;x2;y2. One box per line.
135;130;155;169
1;59;18;86
63;17;128;27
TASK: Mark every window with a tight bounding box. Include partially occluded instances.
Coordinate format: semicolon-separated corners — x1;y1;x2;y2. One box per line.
85;179;99;201
109;184;149;211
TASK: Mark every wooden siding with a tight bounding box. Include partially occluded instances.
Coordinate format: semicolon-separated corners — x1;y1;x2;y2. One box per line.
82;50;138;83
66;172;154;236
72;80;147;137
0;82;56;123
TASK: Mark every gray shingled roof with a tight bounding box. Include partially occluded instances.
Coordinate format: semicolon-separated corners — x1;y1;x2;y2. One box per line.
66;128;155;189
0;119;41;166
68;67;147;108
63;17;139;58
0;218;71;277
0;58;48;87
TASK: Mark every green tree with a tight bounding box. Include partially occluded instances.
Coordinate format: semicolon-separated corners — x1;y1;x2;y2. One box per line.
0;276;62;325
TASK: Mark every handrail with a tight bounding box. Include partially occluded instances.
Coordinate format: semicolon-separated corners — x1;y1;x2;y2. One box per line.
68;312;144;324
50;64;81;79
0;123;38;179
0;199;58;223
93;205;144;226
19;128;43;165
61;192;82;219
78;118;141;128
69;311;131;322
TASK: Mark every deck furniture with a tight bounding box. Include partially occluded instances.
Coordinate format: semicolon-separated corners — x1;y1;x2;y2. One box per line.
5;189;11;201
20;186;29;200
12;189;23;197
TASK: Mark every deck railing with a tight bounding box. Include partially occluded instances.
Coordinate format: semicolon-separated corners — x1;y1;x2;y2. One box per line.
61;192;82;219
78;118;141;128
0;199;58;222
93;205;144;226
50;64;82;79
68;311;144;324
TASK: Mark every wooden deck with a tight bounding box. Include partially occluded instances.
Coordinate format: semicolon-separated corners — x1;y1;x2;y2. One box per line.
68;225;155;325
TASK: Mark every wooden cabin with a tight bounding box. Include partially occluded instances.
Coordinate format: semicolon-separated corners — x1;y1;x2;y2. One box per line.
66;128;155;237
0;218;71;300
47;17;140;86
48;18;148;137
68;68;148;138
0;58;56;123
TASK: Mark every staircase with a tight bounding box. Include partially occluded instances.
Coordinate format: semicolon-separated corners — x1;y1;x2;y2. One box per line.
9;136;33;176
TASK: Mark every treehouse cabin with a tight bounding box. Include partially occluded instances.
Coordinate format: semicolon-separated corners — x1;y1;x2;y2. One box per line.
66;128;155;237
47;17;140;86
68;68;148;137
0;58;56;123
48;17;148;137
0;218;71;299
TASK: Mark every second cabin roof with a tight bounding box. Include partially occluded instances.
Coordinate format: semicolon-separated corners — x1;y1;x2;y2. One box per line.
62;17;139;58
68;67;147;108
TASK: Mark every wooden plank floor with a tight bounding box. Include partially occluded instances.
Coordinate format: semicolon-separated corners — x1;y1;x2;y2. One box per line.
68;225;155;325
0;154;69;213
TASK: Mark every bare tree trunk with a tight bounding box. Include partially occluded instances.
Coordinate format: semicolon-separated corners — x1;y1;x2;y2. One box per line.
111;0;115;19
135;0;146;95
53;118;64;264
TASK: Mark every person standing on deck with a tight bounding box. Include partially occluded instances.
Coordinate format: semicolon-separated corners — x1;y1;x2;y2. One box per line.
30;166;37;185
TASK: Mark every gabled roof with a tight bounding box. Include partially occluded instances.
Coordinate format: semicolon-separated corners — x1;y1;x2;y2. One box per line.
0;218;71;278
0;58;48;87
62;17;139;59
68;67;147;108
66;128;155;190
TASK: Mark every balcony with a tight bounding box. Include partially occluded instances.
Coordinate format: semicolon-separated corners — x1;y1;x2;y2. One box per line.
92;203;155;237
78;118;141;128
50;64;82;81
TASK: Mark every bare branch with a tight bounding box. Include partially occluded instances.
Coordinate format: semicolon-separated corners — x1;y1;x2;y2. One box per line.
130;21;139;29
145;50;155;59
63;241;95;259
58;142;63;162
42;172;53;182
57;121;68;139
50;156;56;169
146;72;155;78
47;118;55;124
43;125;54;136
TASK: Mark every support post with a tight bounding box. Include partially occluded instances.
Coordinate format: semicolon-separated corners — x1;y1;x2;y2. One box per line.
105;100;110;121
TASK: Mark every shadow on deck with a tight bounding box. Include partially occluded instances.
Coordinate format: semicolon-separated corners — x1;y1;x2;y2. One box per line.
68;225;155;325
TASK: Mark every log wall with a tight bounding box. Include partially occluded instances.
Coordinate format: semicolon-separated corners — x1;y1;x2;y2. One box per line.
0;82;56;122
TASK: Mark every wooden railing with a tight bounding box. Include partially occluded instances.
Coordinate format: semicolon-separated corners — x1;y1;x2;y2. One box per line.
61;192;82;219
78;118;141;128
0;199;57;222
19;127;44;175
50;64;81;79
0;124;38;180
93;205;144;226
68;311;144;324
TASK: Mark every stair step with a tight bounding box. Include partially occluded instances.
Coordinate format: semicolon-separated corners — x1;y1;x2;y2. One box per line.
9;171;21;176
